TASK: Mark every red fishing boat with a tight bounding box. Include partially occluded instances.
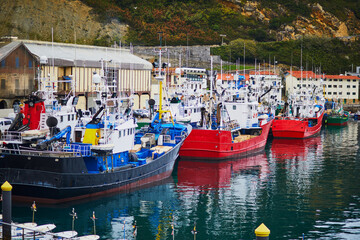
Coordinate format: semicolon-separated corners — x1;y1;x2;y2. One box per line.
271;109;324;139
179;119;273;160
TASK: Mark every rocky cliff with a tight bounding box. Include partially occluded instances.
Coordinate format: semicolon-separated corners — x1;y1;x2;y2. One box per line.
0;0;359;45
0;0;128;45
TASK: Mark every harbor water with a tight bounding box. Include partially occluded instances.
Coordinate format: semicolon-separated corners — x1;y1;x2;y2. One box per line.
8;121;360;239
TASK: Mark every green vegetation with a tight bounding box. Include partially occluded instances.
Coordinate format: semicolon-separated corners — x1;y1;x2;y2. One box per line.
211;37;360;75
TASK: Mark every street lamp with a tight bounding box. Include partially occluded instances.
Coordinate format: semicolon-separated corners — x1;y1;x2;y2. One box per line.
220;34;226;45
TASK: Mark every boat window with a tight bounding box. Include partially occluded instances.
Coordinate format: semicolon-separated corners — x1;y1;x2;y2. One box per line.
119;131;121;137
61;116;63;122
68;115;70;121
124;130;126;136
128;129;130;135
72;114;74;120
5;121;11;125
233;105;236;110
185;110;187;114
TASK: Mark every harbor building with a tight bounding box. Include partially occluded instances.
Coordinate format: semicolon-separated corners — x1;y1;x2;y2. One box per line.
0;38;153;110
285;71;360;104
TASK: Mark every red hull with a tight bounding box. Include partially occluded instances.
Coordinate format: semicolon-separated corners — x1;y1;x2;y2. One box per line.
272;111;324;139
179;119;273;160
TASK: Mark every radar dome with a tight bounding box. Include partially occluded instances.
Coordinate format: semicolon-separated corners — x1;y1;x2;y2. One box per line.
92;72;101;84
40;56;48;65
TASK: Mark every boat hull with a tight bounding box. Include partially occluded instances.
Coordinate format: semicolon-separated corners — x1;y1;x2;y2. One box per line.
326;115;348;126
0;141;182;204
272;111;324;139
179;120;273;160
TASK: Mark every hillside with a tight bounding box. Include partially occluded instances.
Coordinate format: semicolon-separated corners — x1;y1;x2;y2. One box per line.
0;0;359;74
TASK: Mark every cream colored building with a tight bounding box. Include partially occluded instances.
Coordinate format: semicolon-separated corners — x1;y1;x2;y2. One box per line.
0;39;153;109
285;71;360;104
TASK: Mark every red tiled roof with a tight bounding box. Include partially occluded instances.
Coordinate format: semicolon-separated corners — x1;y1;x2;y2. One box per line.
217;74;235;80
288;71;360;80
325;75;360;80
249;71;276;75
216;74;250;81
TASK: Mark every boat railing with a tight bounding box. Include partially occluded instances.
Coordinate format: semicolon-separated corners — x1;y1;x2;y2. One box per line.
0;147;78;157
63;143;92;157
0;131;22;142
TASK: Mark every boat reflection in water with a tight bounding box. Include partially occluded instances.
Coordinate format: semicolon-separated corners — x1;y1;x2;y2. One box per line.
177;153;269;191
270;136;323;162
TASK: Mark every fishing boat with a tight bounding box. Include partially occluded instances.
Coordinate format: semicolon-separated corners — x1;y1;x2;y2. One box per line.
179;68;274;160
0;58;190;203
272;84;325;139
325;111;349;126
323;101;349;126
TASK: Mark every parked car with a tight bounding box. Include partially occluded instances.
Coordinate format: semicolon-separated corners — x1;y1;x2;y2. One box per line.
0;118;13;135
133;109;150;118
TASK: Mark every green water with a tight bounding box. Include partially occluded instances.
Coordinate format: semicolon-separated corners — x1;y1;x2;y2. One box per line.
9;121;360;239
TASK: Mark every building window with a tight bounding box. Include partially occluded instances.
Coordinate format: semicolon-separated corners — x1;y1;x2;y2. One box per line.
328;92;331;95
354;99;356;103
353;92;356;95
329;79;333;81
328;85;332;88
302;84;306;87
15;57;19;68
1;79;5;89
233;105;236;110
347;85;351;88
333;85;337;88
353;80;356;82
1;60;5;68
339;92;342;95
340;79;343;81
15;79;19;89
347;79;351;82
353;85;356;88
28;60;32;68
347;92;350;95
333;92;337;95
334;79;338;81
339;85;342;88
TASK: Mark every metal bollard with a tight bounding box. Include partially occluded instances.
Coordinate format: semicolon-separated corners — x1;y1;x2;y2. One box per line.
255;223;270;240
2;181;13;240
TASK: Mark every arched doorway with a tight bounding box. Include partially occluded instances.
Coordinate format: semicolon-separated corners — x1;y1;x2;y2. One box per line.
0;100;8;109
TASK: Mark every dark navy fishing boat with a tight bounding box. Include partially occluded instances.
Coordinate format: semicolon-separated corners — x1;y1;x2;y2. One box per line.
0;61;190;204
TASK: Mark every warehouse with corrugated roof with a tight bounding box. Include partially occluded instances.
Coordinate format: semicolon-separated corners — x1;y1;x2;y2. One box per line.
0;38;153;109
